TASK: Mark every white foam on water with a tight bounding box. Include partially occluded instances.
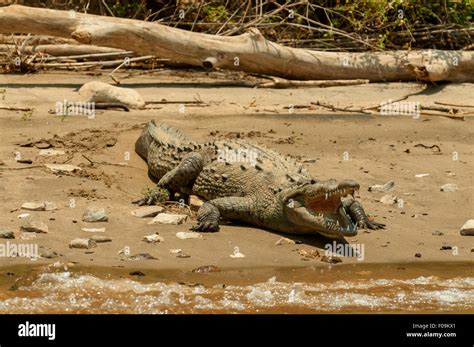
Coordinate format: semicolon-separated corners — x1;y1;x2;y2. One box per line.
1;272;473;313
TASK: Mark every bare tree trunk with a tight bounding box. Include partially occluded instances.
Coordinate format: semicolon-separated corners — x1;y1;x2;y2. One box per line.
0;5;473;82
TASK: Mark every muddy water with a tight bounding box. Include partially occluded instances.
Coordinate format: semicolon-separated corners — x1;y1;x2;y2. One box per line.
0;263;472;313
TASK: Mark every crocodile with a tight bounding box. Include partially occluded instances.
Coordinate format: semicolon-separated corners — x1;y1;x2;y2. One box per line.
133;121;385;239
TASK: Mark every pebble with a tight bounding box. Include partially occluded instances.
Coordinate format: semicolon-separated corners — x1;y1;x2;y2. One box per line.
379;194;398;205
126;253;158;261
192;265;220;274
39;149;65;156
69;238;97;249
415;253;422;258
440;183;458;192
91;235;112;243
40;251;59;259
131;206;164;218
45;163;81;173
432;230;444;236
440;245;452;250
297;249;320;259
142;234;165;243
21;201;58;211
82;207;108;222
170;249;182;254
79;81;146;109
81;227;106;233
17;213;30;219
20;216;49;233
0;230;15;239
368;180;395;193
460;219;474;236
275;237;296;245
149;213;188;225
321;256;342;264
34;142;51;149
176;232;202;240
415;174;430;178
176;253;191;258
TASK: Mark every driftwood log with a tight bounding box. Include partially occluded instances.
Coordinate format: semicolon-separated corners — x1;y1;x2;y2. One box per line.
0;5;473;82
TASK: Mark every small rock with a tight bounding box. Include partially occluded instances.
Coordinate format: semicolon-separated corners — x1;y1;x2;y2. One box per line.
176;231;202;240
90;235;112;243
45;163;81;173
440;245;452;250
21;201;58;211
189;195;205;210
192;265;220;274
176;253;191;258
275;237;296;245
142;234;165;243
131;206;164;218
170;249;182;254
440;183;458;192
460;219;474;236
129;271;146;276
43;202;58;211
21;202;46;211
321;256;342;264
297;249;320;259
415;173;430;178
39;149;65;156
432;230;444;236
81;227;106;233
82;207;108;222
379;194;398;205
34;142;51;149
40;251;59;259
148;213;187;225
415;253;422;258
127;253;158;261
69;238;97;249
17;213;30;219
20;216;49;233
79;81;146;109
368;180;395;193
0;230;14;239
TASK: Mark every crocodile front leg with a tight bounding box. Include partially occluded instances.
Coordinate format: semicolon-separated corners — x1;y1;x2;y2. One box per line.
342;197;385;230
192;197;253;232
134;152;205;205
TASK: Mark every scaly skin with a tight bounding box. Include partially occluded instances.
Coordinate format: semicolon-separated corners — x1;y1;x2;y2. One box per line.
134;121;385;239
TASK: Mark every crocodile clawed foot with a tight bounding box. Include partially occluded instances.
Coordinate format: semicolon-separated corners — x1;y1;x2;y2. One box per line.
359;219;385;230
191;220;220;233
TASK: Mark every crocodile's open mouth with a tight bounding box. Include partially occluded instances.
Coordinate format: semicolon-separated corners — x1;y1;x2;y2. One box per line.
304;187;357;238
286;180;359;238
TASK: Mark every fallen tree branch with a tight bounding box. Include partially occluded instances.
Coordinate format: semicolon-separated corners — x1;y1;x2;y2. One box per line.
0;105;34;111
258;77;369;88
1;5;473;82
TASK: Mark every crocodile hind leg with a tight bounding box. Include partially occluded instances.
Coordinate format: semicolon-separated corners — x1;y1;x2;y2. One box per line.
192;197;252;232
342;197;385;230
133;152;205;206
